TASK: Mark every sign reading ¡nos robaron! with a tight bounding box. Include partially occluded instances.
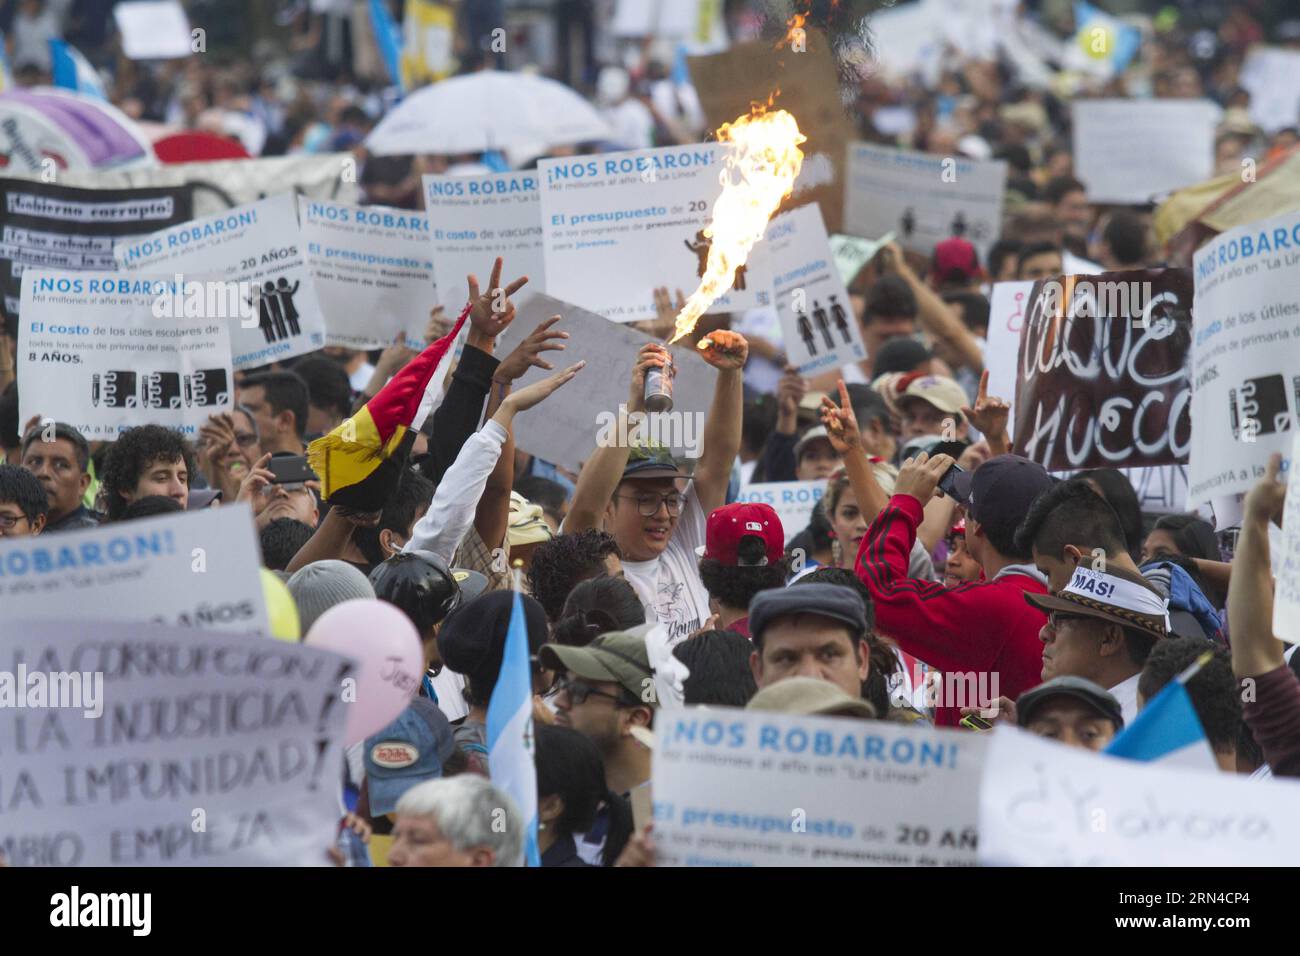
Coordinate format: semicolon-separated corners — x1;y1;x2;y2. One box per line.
1012;268;1194;473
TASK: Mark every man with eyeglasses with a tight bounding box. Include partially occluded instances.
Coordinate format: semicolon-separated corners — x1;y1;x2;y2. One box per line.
0;463;49;536
1023;564;1169;726
566;332;749;643
539;628;654;865
197;407;264;502
19;420;97;532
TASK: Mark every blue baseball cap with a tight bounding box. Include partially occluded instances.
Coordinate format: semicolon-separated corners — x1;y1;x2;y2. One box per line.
363;698;457;815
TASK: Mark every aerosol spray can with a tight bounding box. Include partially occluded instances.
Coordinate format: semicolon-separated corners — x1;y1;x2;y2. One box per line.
644;352;675;413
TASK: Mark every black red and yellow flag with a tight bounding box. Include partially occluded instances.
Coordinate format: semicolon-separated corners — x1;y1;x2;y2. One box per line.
308;305;470;511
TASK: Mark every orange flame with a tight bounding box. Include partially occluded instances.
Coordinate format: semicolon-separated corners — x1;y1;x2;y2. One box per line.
667;105;806;345
776;12;808;50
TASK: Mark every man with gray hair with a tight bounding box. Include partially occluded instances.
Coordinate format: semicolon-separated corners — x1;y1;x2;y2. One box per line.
387;775;524;867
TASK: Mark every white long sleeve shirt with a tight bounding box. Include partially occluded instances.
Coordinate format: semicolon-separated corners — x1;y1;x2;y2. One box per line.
403;419;508;565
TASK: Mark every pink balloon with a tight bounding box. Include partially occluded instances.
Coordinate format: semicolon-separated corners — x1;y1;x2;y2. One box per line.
305;598;424;746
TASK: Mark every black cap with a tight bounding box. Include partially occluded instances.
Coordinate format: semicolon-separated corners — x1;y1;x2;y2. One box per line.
1015;676;1124;731
621;444;689;481
950;455;1053;549
748;583;867;648
437;589;549;681
369;550;488;636
872;337;932;377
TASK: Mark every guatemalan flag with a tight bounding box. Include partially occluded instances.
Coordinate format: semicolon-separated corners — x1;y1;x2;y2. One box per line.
487;588;541;866
368;0;405;93
49;40;107;100
1105;652;1218;771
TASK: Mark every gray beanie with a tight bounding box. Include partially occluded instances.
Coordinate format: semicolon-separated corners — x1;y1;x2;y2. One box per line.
288;560;376;636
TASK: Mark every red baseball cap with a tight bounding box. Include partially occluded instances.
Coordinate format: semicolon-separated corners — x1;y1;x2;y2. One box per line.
932;237;982;283
697;503;785;566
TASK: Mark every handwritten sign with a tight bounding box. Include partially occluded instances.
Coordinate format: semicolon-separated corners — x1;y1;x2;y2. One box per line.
978;726;1300;866
1012;269;1193;472
653;708;985;866
0;620;354;866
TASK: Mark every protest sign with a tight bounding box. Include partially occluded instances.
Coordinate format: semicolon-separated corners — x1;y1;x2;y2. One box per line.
493;292;717;474
0;619;353;866
1072;100;1220;205
829;232;893;287
735;480;824;544
114;1;193;60
844;143;1006;260
0;506;269;634
688;27;853;232
1272;432;1300;645
0;179;194;337
116;194;327;369
1012;269;1193;473
422;171;544;316
299;197;433;350
978;726;1300;866
17;269;233;441
1189;208;1300;504
539;144;770;321
989;279;1190;511
11;153;362;219
652;708;985;866
1239;47;1300;134
766;205;865;375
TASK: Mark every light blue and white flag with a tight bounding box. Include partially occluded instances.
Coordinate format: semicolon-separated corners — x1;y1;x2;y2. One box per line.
1068;1;1142;77
0;32;12;92
368;0;405;93
1105;651;1218;770
486;587;540;866
49;39;106;100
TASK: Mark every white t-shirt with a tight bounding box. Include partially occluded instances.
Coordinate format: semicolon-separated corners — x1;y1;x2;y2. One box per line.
620;488;711;646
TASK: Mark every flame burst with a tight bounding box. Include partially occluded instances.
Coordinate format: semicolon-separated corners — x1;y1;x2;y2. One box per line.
667;106;806;345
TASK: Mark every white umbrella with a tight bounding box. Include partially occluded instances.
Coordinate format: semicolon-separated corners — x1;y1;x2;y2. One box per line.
366;71;613;156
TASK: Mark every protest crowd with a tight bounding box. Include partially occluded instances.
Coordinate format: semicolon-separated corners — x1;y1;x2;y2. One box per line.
2;0;1300;875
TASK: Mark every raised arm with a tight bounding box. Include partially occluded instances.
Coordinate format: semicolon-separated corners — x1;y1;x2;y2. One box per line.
1229;453;1287;678
692;330;748;516
880;242;984;372
566;343;664;533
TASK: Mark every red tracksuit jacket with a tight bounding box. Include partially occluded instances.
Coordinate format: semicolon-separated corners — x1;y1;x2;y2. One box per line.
854;494;1048;726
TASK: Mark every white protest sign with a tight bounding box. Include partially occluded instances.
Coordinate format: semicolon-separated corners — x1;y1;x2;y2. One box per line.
539;144;770;321
978;726;1300;866
1072;100;1220;205
492;292;717;474
299;197;433;350
767;205;865;376
115;194;327;369
0;506;269;634
984;280;1034;430
1239;47;1300;134
653;708;985;866
735;481;824;544
19;153;362;219
17;270;233;442
0;620;353;866
114;1;194;60
1189;208;1300;505
844;143;1006;260
423;171;544;317
829;231;894;286
1272;432;1300;645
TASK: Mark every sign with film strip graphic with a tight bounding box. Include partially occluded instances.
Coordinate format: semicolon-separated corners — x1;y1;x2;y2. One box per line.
1191;208;1300;504
17;269;233;441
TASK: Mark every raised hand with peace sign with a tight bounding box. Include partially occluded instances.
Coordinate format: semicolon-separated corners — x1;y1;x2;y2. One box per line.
466;256;529;350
